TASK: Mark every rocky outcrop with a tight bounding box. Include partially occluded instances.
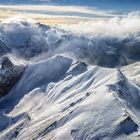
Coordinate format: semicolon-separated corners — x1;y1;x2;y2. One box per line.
0;39;9;56
0;57;25;97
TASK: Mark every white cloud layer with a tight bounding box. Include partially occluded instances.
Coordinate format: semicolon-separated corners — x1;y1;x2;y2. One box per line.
0;4;118;19
0;12;140;67
61;11;140;36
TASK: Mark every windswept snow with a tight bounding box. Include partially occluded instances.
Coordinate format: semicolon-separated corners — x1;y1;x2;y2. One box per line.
0;16;140;140
0;16;140;67
0;55;140;140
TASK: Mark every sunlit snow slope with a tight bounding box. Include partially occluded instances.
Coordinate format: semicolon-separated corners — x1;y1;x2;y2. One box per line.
0;15;140;140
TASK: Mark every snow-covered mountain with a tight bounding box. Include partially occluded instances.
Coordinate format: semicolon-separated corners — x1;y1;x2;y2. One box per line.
0;17;140;140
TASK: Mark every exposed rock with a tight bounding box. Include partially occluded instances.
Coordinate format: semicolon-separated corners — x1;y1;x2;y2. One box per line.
0;39;9;56
0;57;25;97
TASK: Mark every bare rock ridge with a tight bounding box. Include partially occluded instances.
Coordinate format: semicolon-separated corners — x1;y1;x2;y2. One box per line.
0;57;25;97
0;39;9;56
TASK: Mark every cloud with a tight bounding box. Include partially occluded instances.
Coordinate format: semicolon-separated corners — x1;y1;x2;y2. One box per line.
0;4;120;25
0;4;119;21
0;16;51;58
0;12;140;67
61;11;140;36
0;10;89;25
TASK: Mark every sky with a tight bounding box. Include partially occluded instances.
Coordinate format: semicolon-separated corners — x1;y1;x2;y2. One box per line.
0;0;140;25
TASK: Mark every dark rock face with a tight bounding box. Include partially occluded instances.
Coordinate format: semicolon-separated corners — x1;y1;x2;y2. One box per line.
1;57;13;69
0;57;25;97
0;39;9;57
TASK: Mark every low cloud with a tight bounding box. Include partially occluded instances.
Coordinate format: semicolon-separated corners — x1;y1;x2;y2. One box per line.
0;13;140;67
61;11;140;36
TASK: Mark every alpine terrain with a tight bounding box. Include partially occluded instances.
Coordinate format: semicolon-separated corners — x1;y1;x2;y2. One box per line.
0;16;140;140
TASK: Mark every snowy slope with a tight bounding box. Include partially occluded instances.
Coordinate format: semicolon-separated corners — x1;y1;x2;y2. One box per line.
0;17;140;140
0;55;140;140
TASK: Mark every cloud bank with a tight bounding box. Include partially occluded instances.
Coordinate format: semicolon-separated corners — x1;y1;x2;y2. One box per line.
0;12;140;67
61;11;140;36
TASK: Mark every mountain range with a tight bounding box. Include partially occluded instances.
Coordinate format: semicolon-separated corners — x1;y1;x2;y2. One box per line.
0;17;140;140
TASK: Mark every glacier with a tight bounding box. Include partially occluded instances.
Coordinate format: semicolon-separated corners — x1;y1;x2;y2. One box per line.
0;16;140;140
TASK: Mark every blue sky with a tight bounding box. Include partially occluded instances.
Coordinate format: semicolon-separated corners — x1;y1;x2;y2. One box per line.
0;0;140;11
0;0;140;25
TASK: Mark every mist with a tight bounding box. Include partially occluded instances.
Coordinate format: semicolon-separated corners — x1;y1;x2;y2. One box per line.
0;13;140;67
